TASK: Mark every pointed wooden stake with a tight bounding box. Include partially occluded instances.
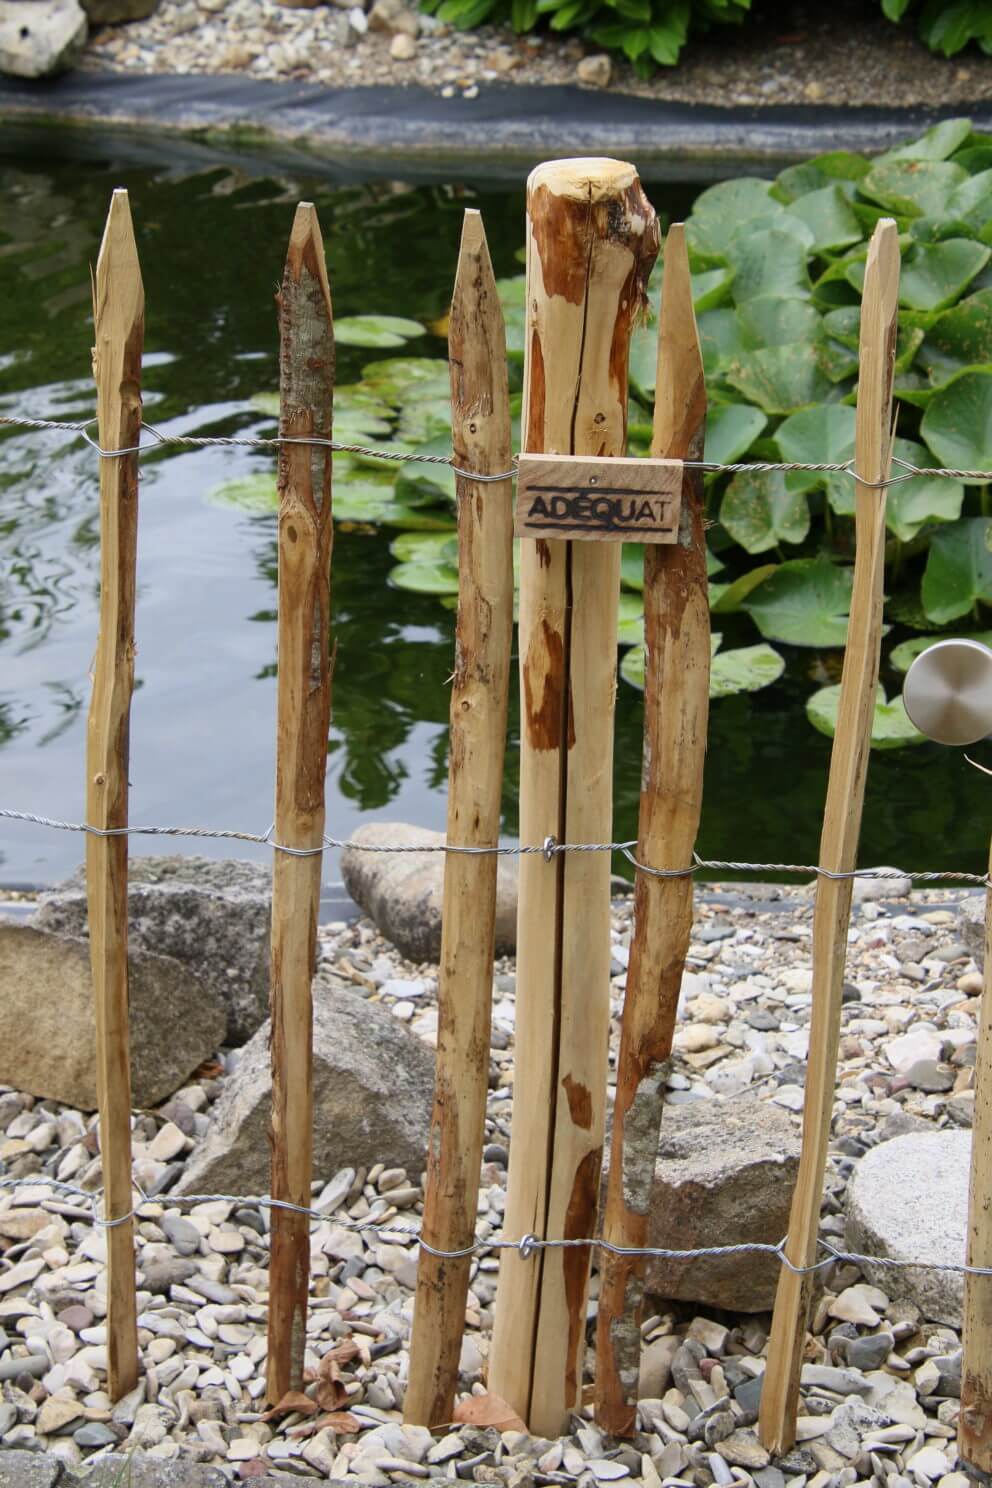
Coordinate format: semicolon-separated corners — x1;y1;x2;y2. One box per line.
961;841;992;1476
489;158;659;1438
87;188;143;1403
595;224;709;1437
759;218;900;1455
404;209;514;1428
266;203;335;1405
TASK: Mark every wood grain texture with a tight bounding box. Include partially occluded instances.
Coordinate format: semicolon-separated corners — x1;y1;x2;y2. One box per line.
594;224;709;1437
759;218;900;1455
960;839;992;1475
490;158;659;1438
404;210;514;1428
267;202;335;1405
515;453;681;542
87;188;143;1402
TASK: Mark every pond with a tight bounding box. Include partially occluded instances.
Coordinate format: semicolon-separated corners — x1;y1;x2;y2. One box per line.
0;127;988;894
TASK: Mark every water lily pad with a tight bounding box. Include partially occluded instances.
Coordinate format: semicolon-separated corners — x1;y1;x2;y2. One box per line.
860;158;968;218
883;117;974;162
922;516;992;623
620;546;644;591
919;288;992;379
207;472;278;513
390;559;460;595
396;396;452;443
710;562;779;613
393;433;458;505
742;557;853;646
361;357;451;403
629;321;659;398
697;308;750;377
883;437;964;541
890;629;992;672
807;683;926;749
775;152;869;202
334;315;426;348
617;592;645;646
726;342;838;415
704;403;768;466
727;227;812;303
899;240;992;312
786;184;863;253
690;266;736;312
685;178;781;264
736;297;821;348
720;468;810;554
920;369;992;479
775;403;856;507
619;633;784;697
389;531;459;564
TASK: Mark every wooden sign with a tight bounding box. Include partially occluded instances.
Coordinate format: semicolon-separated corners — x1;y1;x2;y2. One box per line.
515;454;682;544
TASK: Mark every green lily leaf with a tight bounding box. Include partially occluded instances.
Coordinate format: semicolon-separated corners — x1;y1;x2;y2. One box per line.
900;240;992;311
774;152;869;202
919;288;992;378
920;369;992;479
393;432;457;505
727;227;813;303
807;683;926;748
620;546;644;591
883;437;965;541
619;633;784;697
882;117;974;163
691;267;736;311
860;159;968;219
922;516;992;623
726;342;839;415
736;297;821;348
617;591;645;646
629;321;659;397
704;402;768;465
697;308;750;377
710;562;779;613
684;178;781;265
389;531;459;564
774;402;856;508
742;557;853;646
720;468;810;554
890;630;992;672
786;184;864;253
334;315;426;348
206;472;278;513
360;356;451;403
389;559;460;595
396;397;452;443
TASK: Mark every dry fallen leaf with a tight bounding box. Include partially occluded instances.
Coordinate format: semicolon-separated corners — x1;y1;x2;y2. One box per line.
287;1409;361;1439
260;1390;318;1421
452;1392;528;1433
322;1338;360;1367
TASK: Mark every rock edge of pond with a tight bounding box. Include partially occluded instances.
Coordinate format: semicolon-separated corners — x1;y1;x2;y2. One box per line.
2;78;992;182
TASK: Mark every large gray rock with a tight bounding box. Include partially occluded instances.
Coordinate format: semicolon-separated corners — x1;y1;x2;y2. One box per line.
0;921;225;1110
0;1451;61;1488
34;856;271;1046
644;1096;800;1312
0;0;86;76
846;1128;969;1326
178;986;434;1195
341;822;517;963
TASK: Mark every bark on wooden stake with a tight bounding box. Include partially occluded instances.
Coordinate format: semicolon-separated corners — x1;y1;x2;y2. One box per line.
266;202;335;1405
87;188;143;1403
759;217;899;1455
595;223;709;1438
960;841;992;1476
405;210;514;1428
489;158;659;1438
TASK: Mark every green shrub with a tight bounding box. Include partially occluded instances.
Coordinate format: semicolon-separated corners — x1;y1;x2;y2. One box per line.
419;0;990;76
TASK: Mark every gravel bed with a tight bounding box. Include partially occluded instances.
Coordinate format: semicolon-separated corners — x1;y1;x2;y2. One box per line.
76;0;992;112
0;879;983;1483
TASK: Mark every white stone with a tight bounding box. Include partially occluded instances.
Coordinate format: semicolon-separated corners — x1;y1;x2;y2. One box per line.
886;1027;944;1074
0;0;87;77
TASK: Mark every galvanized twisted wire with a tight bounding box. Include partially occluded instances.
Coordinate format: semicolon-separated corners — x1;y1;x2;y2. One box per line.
3;412;992;489
1;1175;989;1276
1;809;989;885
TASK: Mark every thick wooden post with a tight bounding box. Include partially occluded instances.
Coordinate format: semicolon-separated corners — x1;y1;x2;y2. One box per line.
87;188;143;1403
266;203;335;1404
405;210;514;1427
961;840;992;1475
595;224;709;1437
759;218;899;1454
489;158;659;1438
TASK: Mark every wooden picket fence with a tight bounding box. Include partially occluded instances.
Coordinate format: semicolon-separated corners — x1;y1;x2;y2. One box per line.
65;161;992;1474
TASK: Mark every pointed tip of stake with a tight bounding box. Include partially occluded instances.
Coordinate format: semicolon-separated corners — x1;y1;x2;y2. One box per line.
453;209;496;313
653;221;705;460
459;207;485;254
95;189;143;329
285;202;331;308
865;216;900;326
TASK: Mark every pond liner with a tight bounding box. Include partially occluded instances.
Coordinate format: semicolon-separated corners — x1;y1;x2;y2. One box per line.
1;75;992;184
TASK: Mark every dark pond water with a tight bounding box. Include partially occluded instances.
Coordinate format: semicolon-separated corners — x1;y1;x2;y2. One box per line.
0;127;988;892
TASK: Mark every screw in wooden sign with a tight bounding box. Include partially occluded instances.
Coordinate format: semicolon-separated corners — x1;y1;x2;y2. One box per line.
515;453;682;543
